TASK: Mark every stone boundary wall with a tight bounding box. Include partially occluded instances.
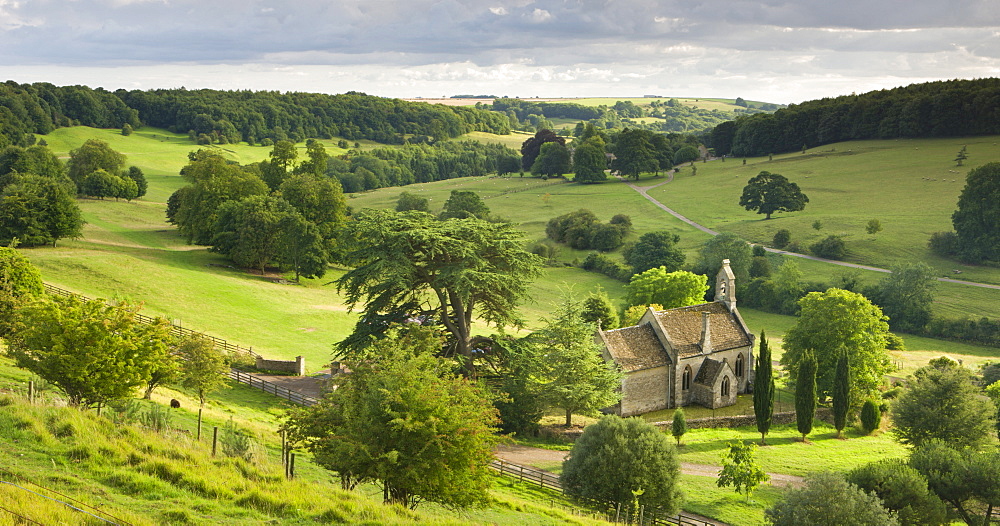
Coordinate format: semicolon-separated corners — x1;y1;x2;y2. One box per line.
255;356;305;376
651;408;833;430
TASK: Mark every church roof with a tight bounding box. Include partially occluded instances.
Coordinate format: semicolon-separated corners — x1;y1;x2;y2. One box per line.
600;324;670;372
652;302;751;357
694;358;724;386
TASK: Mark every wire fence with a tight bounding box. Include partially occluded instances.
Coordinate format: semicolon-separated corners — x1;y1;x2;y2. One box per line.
0;467;132;525
488;459;721;526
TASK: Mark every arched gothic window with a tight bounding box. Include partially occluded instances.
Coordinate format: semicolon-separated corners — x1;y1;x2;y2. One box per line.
721;376;731;397
735;354;745;379
682;366;692;390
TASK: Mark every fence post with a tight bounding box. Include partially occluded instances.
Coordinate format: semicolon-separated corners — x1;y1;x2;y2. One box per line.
212;426;219;457
281;430;287;467
27;380;33;403
197;408;203;441
289;452;296;479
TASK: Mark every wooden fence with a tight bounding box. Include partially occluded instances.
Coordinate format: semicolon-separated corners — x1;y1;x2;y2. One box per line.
488;459;720;526
42;284;262;361
228;370;318;406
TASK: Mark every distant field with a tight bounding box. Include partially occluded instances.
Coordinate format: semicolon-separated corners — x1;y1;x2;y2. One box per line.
22;127;1000;371
650;136;1000;287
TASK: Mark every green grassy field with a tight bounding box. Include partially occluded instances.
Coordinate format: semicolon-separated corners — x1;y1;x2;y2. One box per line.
651;137;1000;284
26;127;1000;370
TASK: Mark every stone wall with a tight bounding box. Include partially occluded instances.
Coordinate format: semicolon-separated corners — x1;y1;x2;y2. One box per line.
651;408;833;430
621;366;670;416
255;355;305;376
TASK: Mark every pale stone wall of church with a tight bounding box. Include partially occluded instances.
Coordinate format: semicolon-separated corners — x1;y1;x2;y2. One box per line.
710;346;753;393
620;365;671;417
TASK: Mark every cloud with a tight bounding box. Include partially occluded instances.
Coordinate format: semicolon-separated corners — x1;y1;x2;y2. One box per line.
0;0;997;103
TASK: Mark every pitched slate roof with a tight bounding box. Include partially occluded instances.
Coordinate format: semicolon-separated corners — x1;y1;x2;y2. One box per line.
694;358;724;386
600;324;669;372
652;302;751;357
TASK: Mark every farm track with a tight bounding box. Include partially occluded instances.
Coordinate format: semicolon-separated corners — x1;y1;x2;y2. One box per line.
494;444;804;488
624;177;1000;291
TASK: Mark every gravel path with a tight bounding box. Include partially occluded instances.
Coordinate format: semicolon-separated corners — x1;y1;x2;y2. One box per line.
494;444;804;488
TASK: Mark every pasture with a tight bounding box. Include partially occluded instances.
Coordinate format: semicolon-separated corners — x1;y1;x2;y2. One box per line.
25;127;1000;373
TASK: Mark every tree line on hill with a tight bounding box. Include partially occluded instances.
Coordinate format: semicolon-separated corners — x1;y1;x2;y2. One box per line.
708;78;1000;157
0;81;511;149
518;125;701;182
489;97;747;134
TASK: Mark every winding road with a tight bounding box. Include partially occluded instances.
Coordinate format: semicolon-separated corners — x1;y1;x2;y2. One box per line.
624;175;1000;291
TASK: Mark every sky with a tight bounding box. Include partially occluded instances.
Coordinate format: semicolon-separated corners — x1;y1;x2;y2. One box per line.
1;0;998;105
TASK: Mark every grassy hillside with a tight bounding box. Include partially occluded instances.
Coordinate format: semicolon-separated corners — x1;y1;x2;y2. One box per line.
0;357;613;526
652;137;1000;284
23;127;1000;375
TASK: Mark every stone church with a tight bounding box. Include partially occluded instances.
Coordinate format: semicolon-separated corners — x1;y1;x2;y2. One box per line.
597;260;755;416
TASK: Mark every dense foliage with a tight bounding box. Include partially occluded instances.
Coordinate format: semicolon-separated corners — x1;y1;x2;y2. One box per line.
846;460;948;526
782;288;894;404
753;332;774;444
561;415;681;515
0;81;510;148
332;141;520;193
951;162;1000;263
545;209;631;251
766;472;899;526
0;246;44;336
738;171;808;220
284;326;499;509
7;295;172;408
709;78;1000;156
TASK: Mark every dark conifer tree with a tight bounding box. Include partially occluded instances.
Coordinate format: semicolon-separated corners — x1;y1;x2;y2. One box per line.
795;349;817;441
833;351;850;438
753;332;774;445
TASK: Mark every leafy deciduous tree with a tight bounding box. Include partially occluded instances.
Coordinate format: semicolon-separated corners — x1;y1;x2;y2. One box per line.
847;459;948;526
178;334;230;406
766;472;899;526
890;358;997;449
717;441;769;502
952;162;1000;263
624;268;707;310
623;231;685;275
284;326;499;509
739;171;809;219
782;288;894;404
7;295;171;409
562;415;681;515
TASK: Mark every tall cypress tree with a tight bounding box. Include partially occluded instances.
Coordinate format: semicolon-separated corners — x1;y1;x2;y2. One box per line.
795;349;817;442
832;350;850;438
753;332;774;445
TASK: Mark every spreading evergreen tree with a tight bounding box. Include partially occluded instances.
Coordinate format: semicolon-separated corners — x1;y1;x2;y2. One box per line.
753;332;774;445
795;349;817;441
833;351;851;438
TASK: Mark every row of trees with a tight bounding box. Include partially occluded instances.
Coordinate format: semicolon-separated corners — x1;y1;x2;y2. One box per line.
519;126;701;182
0;81;513;150
330;140;520;193
708;78;1000;157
